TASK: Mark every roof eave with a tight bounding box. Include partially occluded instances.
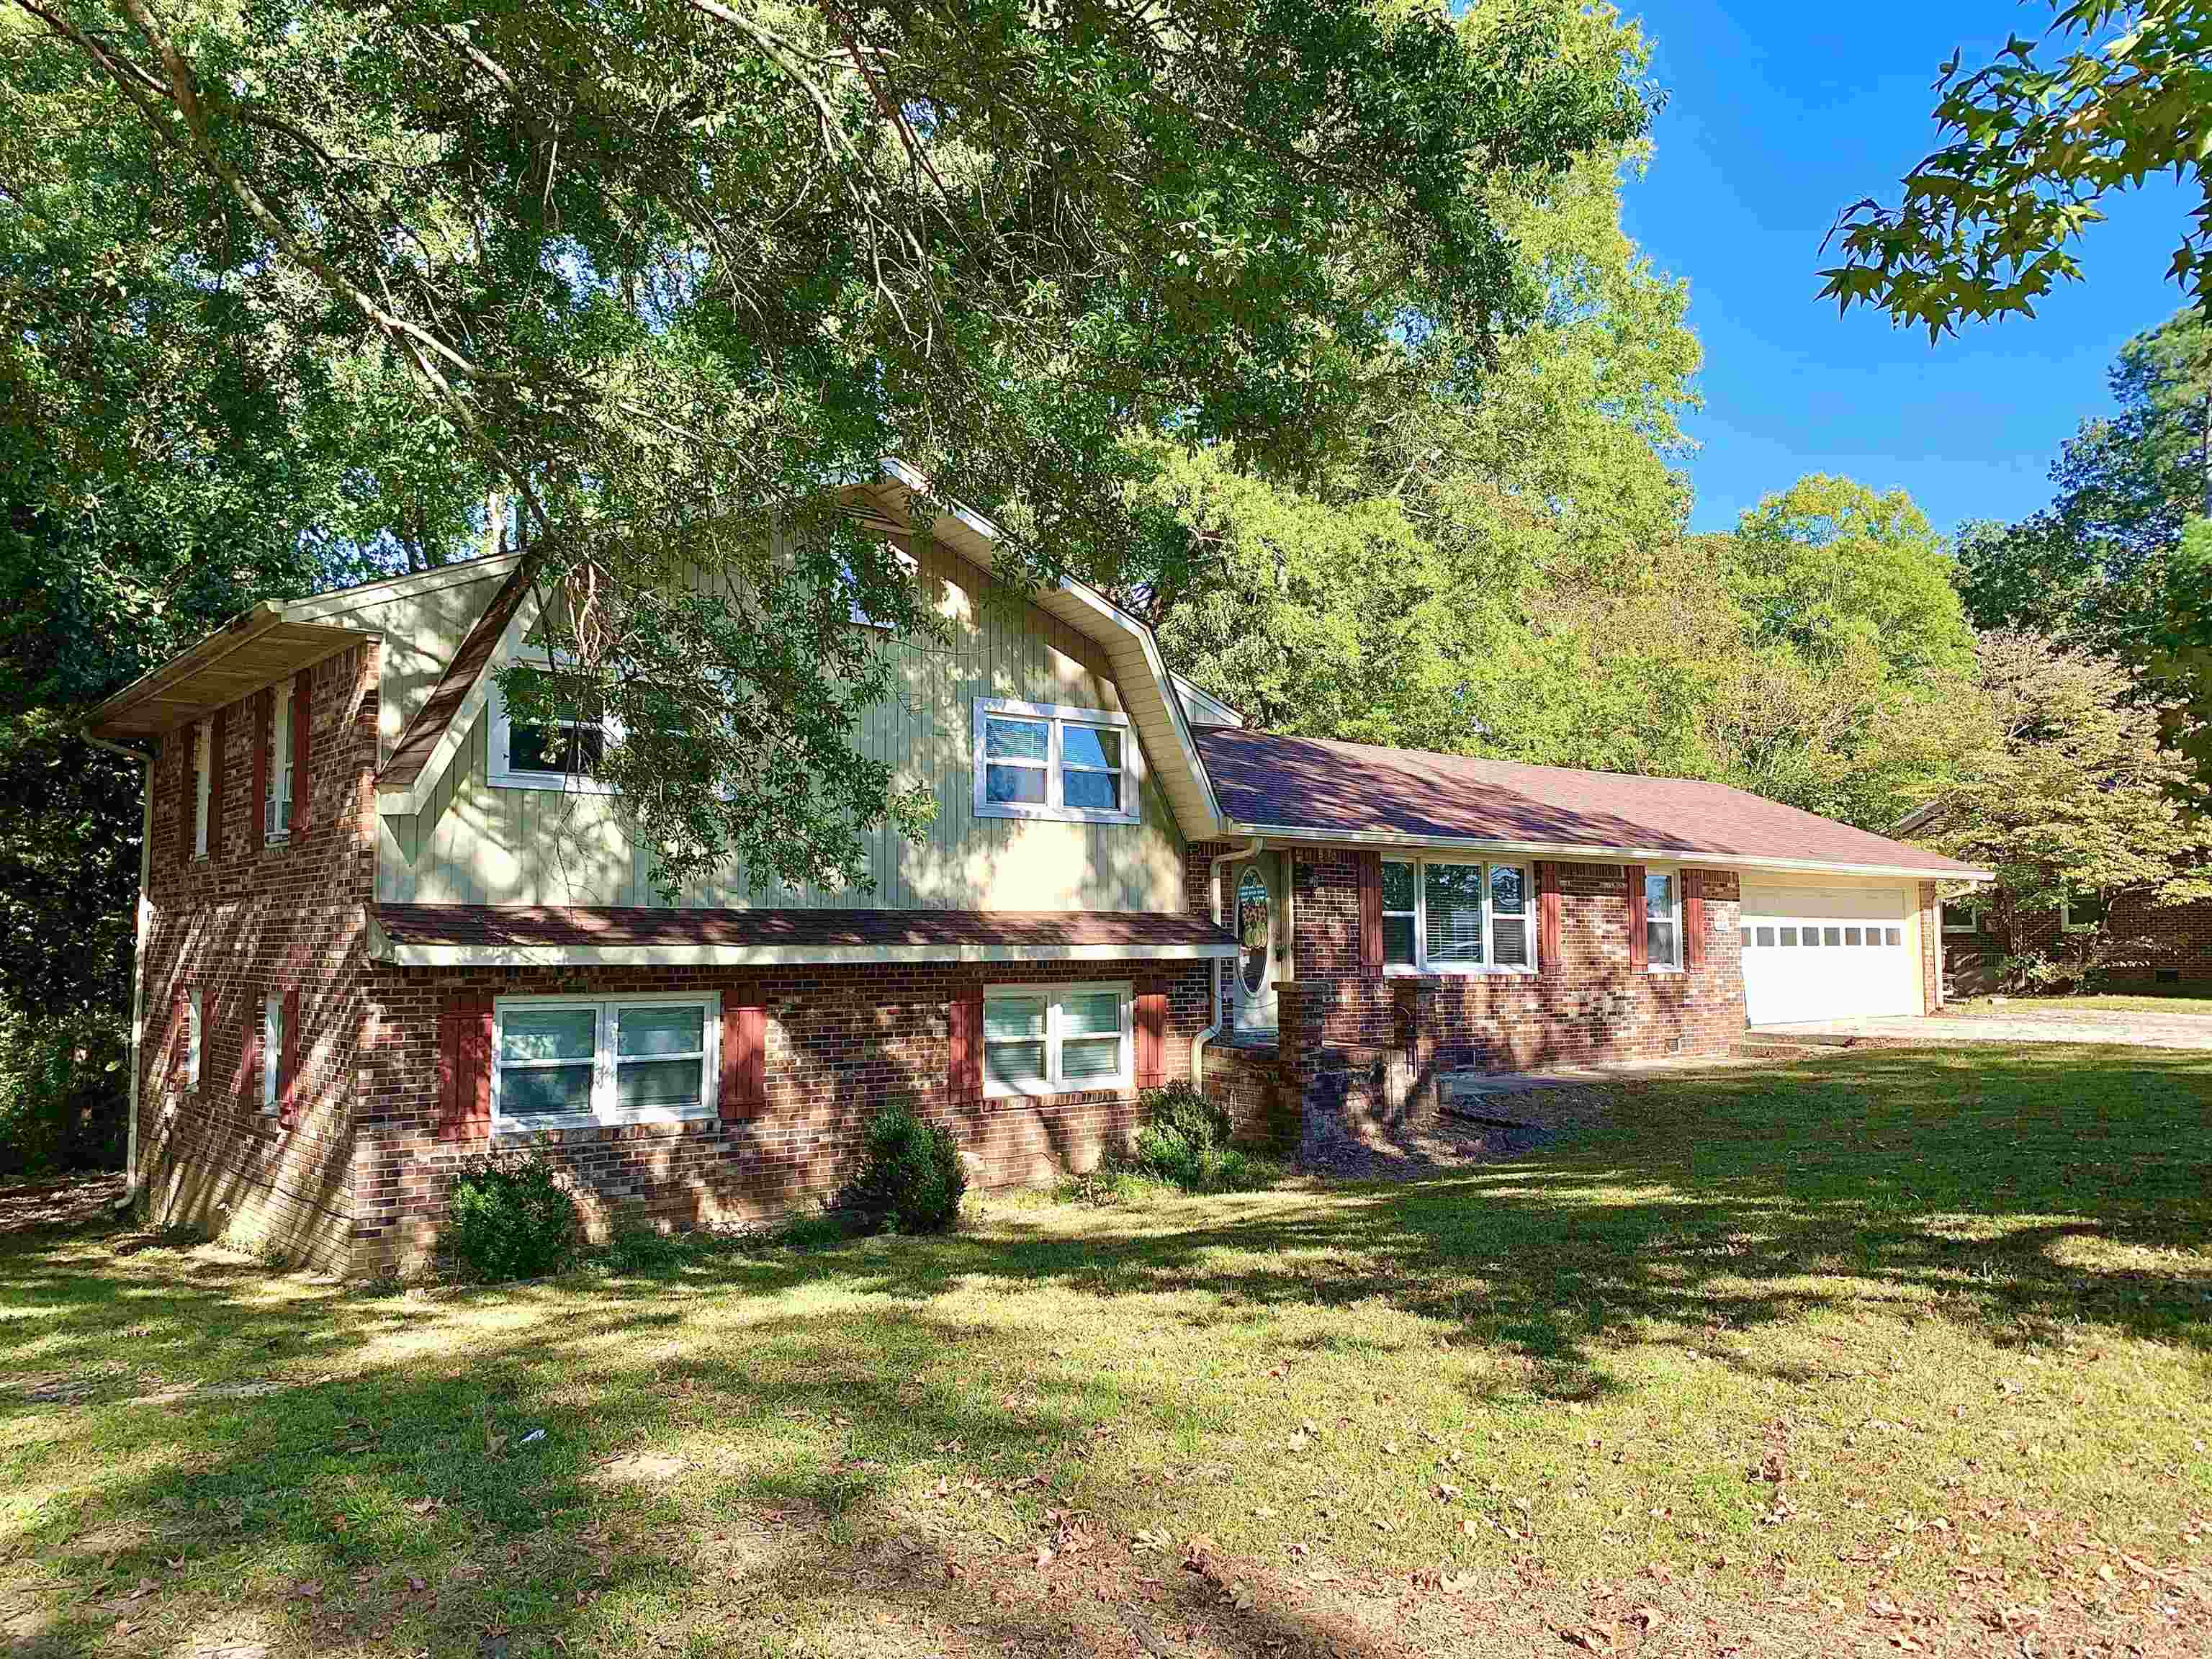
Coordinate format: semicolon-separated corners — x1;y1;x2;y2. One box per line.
83;603;374;742
1223;819;1992;883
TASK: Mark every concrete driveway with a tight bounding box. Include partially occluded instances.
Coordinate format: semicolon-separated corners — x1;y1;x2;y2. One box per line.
1756;1010;2212;1051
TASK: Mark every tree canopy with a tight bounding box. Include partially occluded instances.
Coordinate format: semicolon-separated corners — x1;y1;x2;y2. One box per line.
1820;0;2212;337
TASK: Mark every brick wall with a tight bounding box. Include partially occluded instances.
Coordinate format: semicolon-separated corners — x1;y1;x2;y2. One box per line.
1287;850;1745;1067
354;958;1215;1275
135;644;382;1272
1942;888;2212;991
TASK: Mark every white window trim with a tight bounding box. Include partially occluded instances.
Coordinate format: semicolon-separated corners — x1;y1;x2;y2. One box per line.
972;697;1143;827
261;994;283;1114
193;721;212;858
266;678;295;842
2060;892;2106;933
1644;866;1683;973
487;657;624;795
491;991;721;1132
1378;856;1538;976
982;981;1133;1098
1942;902;1984;936
185;989;202;1090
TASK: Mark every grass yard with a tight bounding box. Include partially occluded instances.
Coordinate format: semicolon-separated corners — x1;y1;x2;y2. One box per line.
1951;992;2212;1020
3;1047;2209;1659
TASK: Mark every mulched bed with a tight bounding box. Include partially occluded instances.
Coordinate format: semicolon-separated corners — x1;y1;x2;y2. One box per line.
1299;1082;1614;1182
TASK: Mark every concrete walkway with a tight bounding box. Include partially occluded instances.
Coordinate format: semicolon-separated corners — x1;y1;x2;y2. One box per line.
1756;1010;2212;1051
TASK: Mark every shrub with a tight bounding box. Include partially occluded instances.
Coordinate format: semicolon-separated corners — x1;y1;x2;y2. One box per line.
443;1154;580;1282
1117;1082;1281;1195
845;1100;966;1233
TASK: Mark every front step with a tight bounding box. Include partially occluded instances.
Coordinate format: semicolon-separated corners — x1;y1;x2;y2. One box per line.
1735;1035;1840;1060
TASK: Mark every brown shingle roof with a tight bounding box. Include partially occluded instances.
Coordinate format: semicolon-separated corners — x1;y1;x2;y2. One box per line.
373;904;1236;958
378;559;533;788
1195;727;1979;876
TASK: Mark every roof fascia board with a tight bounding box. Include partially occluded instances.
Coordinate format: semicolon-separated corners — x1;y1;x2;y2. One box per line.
375;582;544;815
1227;820;1992;883
876;457;1223;835
282;552;522;623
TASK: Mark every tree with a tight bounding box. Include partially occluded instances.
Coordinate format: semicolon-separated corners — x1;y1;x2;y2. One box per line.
1954;310;2212;770
8;0;1654;900
1726;475;1979;693
1907;630;2212;986
1820;0;2212;337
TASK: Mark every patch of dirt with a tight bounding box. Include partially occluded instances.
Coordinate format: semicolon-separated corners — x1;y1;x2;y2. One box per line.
1301;1085;1614;1183
0;1172;125;1237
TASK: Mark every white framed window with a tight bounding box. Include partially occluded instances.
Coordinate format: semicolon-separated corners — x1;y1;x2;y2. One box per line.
185;989;202;1090
1378;857;1538;975
1943;902;1985;936
266;679;295;842
492;992;719;1130
488;663;620;793
193;722;212;858
2061;890;2108;932
261;994;283;1113
1644;867;1681;970
983;982;1131;1097
972;698;1142;826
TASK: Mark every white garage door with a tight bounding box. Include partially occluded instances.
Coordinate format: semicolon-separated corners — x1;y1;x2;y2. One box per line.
1740;882;1918;1025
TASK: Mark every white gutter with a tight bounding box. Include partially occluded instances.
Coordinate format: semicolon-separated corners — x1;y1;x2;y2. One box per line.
1190;838;1262;1089
85;731;152;1204
1222;821;1992;884
366;919;1237;970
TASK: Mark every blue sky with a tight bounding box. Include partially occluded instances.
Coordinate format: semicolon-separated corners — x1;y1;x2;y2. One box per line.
1616;1;2197;536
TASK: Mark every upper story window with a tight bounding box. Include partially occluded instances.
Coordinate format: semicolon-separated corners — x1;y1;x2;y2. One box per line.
972;698;1141;826
266;678;295;841
1379;857;1536;974
185;989;202;1089
1645;867;1681;969
193;722;212;858
489;665;619;794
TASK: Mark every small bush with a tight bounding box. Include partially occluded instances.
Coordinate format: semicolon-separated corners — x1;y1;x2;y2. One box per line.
443;1154;580;1282
1089;1083;1283;1197
0;1004;128;1179
845;1100;966;1233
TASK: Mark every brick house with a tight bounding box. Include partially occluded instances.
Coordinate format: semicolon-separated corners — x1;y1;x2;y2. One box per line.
86;464;1985;1275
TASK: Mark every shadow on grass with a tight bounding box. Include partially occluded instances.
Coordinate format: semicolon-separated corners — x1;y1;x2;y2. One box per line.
1;1044;2208;1656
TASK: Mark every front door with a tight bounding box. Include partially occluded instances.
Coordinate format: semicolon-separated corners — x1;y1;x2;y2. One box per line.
1232;860;1278;1035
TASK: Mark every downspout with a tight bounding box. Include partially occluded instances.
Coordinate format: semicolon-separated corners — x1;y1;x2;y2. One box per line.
1190;837;1262;1088
86;731;153;1206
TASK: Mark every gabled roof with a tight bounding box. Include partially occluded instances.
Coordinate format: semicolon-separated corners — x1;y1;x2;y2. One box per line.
377;558;534;796
1197;726;1987;880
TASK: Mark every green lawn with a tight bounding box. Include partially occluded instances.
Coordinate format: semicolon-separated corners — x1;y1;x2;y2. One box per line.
4;1047;2209;1658
1952;991;2212;1018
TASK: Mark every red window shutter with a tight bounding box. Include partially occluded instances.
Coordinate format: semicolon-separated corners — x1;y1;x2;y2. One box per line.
278;987;301;1128
465;995;493;1134
948;992;981;1099
1683;870;1707;970
207;706;227;860
1537;861;1563;973
1135;986;1166;1089
250;689;269;852
1625;863;1647;970
1357;851;1383;977
720;1002;766;1120
289;672;312;840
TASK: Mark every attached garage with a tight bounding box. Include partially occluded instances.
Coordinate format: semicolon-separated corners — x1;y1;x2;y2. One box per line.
1740;879;1922;1025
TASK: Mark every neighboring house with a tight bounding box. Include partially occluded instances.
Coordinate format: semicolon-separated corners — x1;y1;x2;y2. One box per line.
1934;889;2212;995
86;465;1986;1275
